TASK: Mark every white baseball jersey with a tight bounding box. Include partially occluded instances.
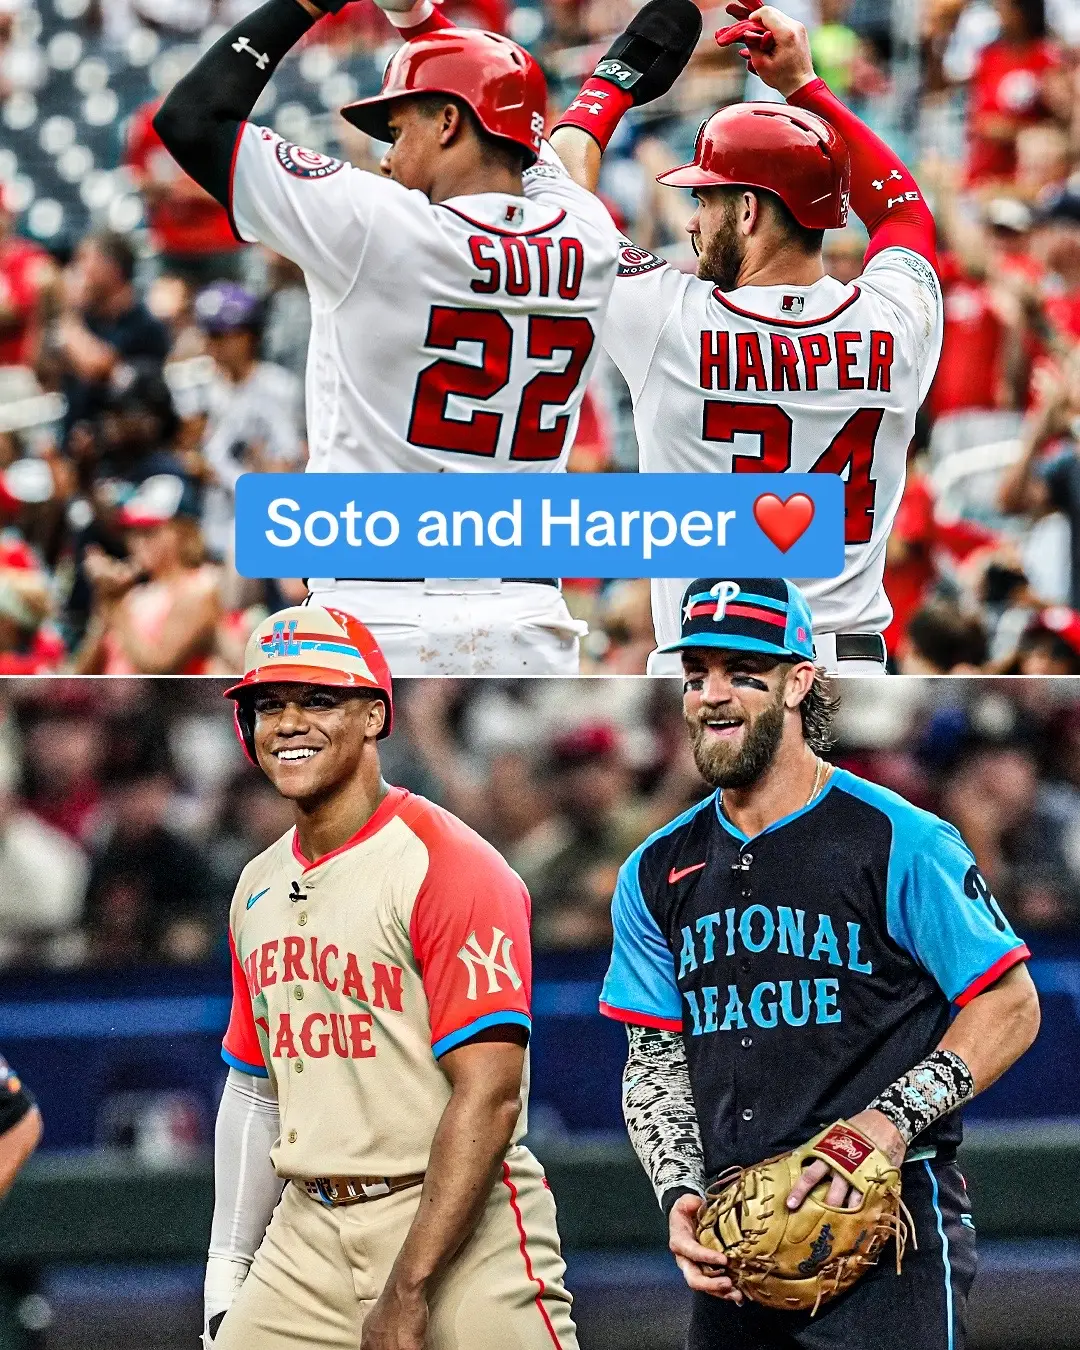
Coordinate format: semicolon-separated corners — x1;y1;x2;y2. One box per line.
527;148;943;643
229;125;619;473
603;238;944;645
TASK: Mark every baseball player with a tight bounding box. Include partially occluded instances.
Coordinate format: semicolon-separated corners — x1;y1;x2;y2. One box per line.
598;574;1041;1349
549;3;945;675
206;602;577;1350
151;0;625;677
0;1054;41;1200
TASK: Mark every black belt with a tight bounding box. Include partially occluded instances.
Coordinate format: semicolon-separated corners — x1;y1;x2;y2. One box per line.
314;578;560;587
835;633;887;663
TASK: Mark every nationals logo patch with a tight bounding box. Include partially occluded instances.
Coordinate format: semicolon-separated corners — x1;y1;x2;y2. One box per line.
618;242;665;277
275;142;345;180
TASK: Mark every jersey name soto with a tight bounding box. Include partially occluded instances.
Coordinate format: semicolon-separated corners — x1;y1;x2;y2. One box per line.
467;232;586;299
699;327;896;393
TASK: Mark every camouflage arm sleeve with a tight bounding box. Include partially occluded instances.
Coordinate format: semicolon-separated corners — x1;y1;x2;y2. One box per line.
622;1024;705;1214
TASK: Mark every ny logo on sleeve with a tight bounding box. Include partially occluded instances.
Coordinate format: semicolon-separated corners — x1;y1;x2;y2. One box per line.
457;929;523;999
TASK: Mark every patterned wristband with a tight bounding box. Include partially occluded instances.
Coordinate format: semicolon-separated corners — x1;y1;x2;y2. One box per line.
868;1049;975;1146
554;80;634;151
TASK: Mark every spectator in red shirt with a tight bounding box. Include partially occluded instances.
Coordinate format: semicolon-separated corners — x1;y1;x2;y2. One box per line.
126;95;247;287
0;186;54;369
965;0;1069;189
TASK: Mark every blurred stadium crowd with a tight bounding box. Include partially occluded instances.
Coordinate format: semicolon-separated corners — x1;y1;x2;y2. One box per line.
0;674;1078;973
1;0;1080;669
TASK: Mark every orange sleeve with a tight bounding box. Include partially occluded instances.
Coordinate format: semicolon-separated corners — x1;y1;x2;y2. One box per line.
222;927;268;1076
408;811;532;1059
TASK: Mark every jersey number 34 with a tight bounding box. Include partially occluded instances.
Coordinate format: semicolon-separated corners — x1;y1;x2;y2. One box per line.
703;401;885;546
409;307;595;462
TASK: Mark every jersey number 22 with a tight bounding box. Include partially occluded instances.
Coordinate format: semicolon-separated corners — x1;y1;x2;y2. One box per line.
409;307;595;462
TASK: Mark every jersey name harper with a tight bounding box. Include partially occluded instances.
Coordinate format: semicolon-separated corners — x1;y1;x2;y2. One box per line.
228;126;619;473
610;250;941;642
222;787;534;1178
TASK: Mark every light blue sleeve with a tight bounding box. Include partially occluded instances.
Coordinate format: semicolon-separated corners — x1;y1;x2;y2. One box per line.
887;813;1029;1004
600;848;683;1030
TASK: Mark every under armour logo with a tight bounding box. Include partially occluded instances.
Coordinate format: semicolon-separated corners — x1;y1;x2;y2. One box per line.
456;929;522;1001
872;169;903;190
289;880;307;904
232;36;269;69
568;95;607;116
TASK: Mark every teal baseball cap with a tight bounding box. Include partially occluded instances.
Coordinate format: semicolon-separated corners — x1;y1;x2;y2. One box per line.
658;578;815;661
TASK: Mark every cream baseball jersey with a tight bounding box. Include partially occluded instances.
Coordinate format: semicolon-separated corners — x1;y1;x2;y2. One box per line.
605;241;944;646
222;786;533;1178
228;125;619;473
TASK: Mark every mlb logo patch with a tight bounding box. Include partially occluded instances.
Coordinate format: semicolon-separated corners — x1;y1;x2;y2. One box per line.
504;204;524;227
781;295;805;315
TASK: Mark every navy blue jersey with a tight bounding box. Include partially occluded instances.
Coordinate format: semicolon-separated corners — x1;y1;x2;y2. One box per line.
601;769;1029;1180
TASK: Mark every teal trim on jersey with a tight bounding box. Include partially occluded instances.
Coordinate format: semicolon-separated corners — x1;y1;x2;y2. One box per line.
712;772;839;845
221;1047;268;1078
926;1160;955;1350
829;769;1025;1003
432;1011;531;1059
601;793;717;1025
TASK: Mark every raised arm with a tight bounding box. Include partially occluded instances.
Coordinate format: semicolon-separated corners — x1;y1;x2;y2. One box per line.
550;0;702;194
719;3;937;267
152;0;324;208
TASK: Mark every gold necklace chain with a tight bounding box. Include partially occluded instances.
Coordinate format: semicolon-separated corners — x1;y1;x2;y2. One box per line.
719;756;830;817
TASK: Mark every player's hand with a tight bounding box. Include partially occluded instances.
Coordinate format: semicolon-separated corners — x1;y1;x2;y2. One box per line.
715;4;816;99
359;1278;429;1350
202;1254;249;1347
785;1110;906;1214
668;1193;743;1302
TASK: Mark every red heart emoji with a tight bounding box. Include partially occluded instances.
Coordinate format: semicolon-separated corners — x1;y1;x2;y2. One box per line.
753;493;815;552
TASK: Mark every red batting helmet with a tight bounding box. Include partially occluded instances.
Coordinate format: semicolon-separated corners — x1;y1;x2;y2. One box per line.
656;103;850;231
342;29;547;165
224;605;393;764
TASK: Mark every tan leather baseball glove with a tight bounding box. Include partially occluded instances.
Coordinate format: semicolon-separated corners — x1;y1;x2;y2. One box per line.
695;1120;913;1314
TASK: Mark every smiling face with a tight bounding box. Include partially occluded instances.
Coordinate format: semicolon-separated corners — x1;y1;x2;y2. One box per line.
249;682;385;804
682;648;811;788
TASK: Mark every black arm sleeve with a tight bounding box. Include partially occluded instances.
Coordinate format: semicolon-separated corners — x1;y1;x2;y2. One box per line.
153;0;317;209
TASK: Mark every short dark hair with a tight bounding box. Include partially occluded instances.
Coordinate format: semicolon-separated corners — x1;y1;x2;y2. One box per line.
86;229;136;282
411;93;530;175
907;602;988;673
762;190;825;256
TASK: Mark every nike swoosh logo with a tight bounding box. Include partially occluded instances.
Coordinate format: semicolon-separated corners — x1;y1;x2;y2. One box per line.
246;887;270;910
668;862;706;884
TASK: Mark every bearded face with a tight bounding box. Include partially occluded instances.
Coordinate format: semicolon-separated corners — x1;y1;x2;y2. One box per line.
694;190;746;292
685;674;788;789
